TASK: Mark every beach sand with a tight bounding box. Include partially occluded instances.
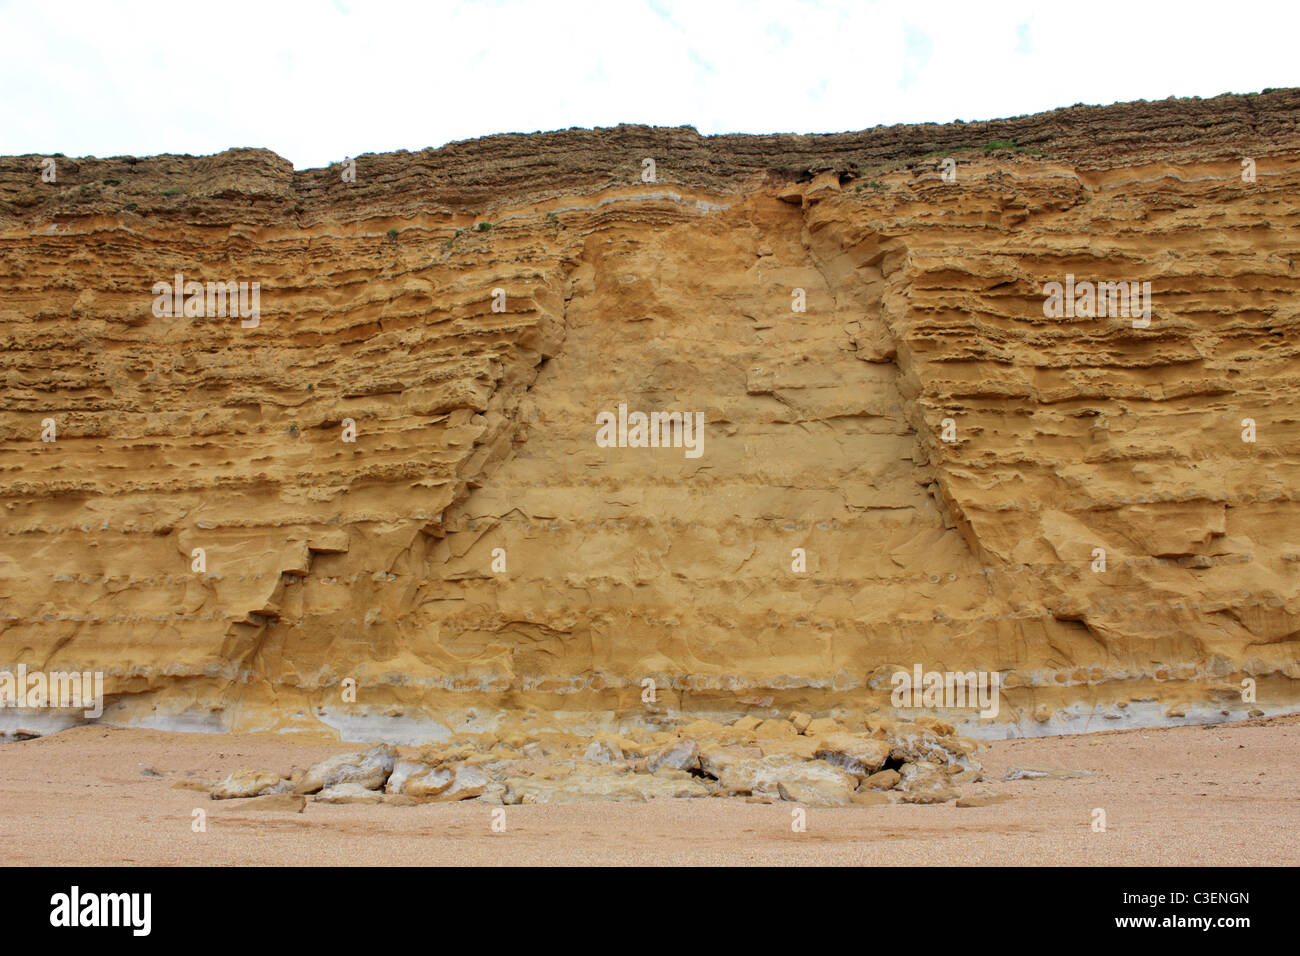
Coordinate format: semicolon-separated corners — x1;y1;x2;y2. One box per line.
2;715;1296;866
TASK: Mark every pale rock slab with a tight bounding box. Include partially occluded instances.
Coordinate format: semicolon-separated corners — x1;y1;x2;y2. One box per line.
316;782;386;805
210;770;291;800
896;761;957;804
814;734;893;777
719;755;857;806
297;744;397;794
646;738;699;774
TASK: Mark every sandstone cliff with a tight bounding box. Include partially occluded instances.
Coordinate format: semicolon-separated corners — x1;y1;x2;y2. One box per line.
2;90;1298;740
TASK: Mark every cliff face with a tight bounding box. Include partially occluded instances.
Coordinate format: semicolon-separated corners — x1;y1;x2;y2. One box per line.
2;91;1299;740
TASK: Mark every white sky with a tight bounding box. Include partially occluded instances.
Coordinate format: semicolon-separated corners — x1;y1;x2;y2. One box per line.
1;0;1295;170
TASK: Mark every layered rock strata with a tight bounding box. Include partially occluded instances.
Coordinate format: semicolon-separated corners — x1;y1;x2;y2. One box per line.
1;90;1298;740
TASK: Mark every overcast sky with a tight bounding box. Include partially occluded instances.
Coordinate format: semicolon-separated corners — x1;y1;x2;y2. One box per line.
1;0;1295;170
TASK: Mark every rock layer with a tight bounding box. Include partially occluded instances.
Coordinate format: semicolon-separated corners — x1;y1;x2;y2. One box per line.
1;91;1298;740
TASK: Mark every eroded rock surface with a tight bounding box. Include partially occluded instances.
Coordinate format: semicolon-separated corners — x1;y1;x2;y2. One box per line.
1;91;1299;737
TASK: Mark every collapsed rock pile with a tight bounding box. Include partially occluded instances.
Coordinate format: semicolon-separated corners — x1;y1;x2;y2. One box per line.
184;713;986;807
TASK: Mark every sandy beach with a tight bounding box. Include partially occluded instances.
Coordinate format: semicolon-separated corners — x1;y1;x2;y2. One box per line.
2;715;1296;867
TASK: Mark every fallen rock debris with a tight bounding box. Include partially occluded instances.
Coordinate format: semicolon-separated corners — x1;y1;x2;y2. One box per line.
189;713;1001;807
